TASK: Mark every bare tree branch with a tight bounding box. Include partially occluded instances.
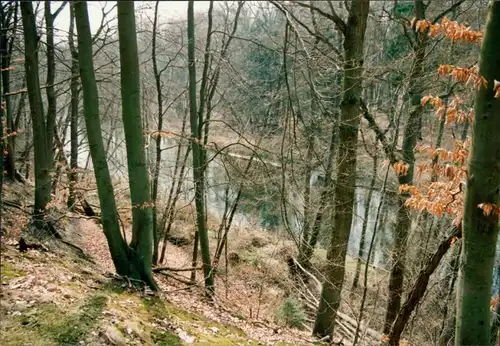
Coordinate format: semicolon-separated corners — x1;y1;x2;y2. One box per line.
293;1;346;34
432;0;465;24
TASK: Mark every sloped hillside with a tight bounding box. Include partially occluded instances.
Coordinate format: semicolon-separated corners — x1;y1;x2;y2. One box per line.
0;183;329;346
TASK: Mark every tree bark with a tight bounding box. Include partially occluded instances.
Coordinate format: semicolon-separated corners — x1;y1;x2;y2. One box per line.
44;1;59;172
74;1;157;290
117;1;157;289
313;1;369;338
67;2;80;210
187;0;215;295
352;154;378;290
0;1;18;180
20;2;52;220
384;0;428;332
455;3;500;344
151;0;163;265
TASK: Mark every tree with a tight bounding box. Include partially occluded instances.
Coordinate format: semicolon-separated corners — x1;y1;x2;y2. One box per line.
311;1;370;338
1;1;19;180
383;1;428;331
116;1;157;290
74;0;158;290
44;1;66;187
20;2;52;222
381;10;497;345
187;0;215;295
455;2;500;344
151;0;163;265
67;2;80;210
359;0;470;332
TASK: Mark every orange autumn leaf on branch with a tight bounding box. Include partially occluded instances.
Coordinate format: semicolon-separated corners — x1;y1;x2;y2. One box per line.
401;138;470;221
491;296;500;312
494;80;500;98
477;203;500;216
437;64;487;90
393;161;410;176
421;95;443;108
414;17;483;44
422;93;474;124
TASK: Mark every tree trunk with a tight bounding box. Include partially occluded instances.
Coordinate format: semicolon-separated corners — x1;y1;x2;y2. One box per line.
0;36;4;235
20;2;52;220
455;3;500;344
438;244;461;346
117;1;157;289
74;1;157;290
352;154;378;290
158;119;191;264
151;0;163;266
187;0;215;295
67;2;80;211
298;121;337;268
0;1;18;180
312;1;369;338
384;0;428;332
44;1;58;175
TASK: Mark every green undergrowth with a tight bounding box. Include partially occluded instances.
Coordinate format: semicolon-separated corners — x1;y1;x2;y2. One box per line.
0;261;26;283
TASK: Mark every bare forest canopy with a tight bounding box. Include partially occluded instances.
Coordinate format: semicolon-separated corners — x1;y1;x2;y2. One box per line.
0;1;499;346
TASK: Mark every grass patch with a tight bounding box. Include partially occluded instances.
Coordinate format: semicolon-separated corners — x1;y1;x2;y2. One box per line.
141;296;247;344
0;261;26;284
16;294;107;345
51;295;107;344
142;296;202;323
151;330;181;346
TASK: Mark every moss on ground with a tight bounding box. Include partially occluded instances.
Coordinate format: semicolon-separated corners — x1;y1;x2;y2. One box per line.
0;244;277;345
151;330;182;345
0;261;26;284
15;294;106;345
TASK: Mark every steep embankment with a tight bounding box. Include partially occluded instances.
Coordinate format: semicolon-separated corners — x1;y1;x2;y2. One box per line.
0;183;319;346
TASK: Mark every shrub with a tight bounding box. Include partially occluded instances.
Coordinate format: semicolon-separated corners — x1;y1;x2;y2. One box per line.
276;297;306;329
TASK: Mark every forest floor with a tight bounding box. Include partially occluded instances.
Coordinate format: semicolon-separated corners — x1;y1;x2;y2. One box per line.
0;182;386;346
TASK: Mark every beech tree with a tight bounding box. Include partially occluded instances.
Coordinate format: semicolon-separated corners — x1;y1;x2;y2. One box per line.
74;0;157;289
187;0;215;295
454;3;500;344
20;2;52;222
67;2;80;210
383;8;499;345
116;1;156;289
311;1;370;338
1;1;18;180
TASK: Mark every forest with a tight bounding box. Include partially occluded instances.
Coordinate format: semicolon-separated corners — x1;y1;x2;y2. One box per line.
0;1;499;345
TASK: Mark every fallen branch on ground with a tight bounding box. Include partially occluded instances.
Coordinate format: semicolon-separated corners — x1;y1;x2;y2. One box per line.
153;266;202;273
155;270;195;286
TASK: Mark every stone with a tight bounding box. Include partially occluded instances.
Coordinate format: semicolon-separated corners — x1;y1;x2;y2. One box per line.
123;320;145;339
103;325;127;346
